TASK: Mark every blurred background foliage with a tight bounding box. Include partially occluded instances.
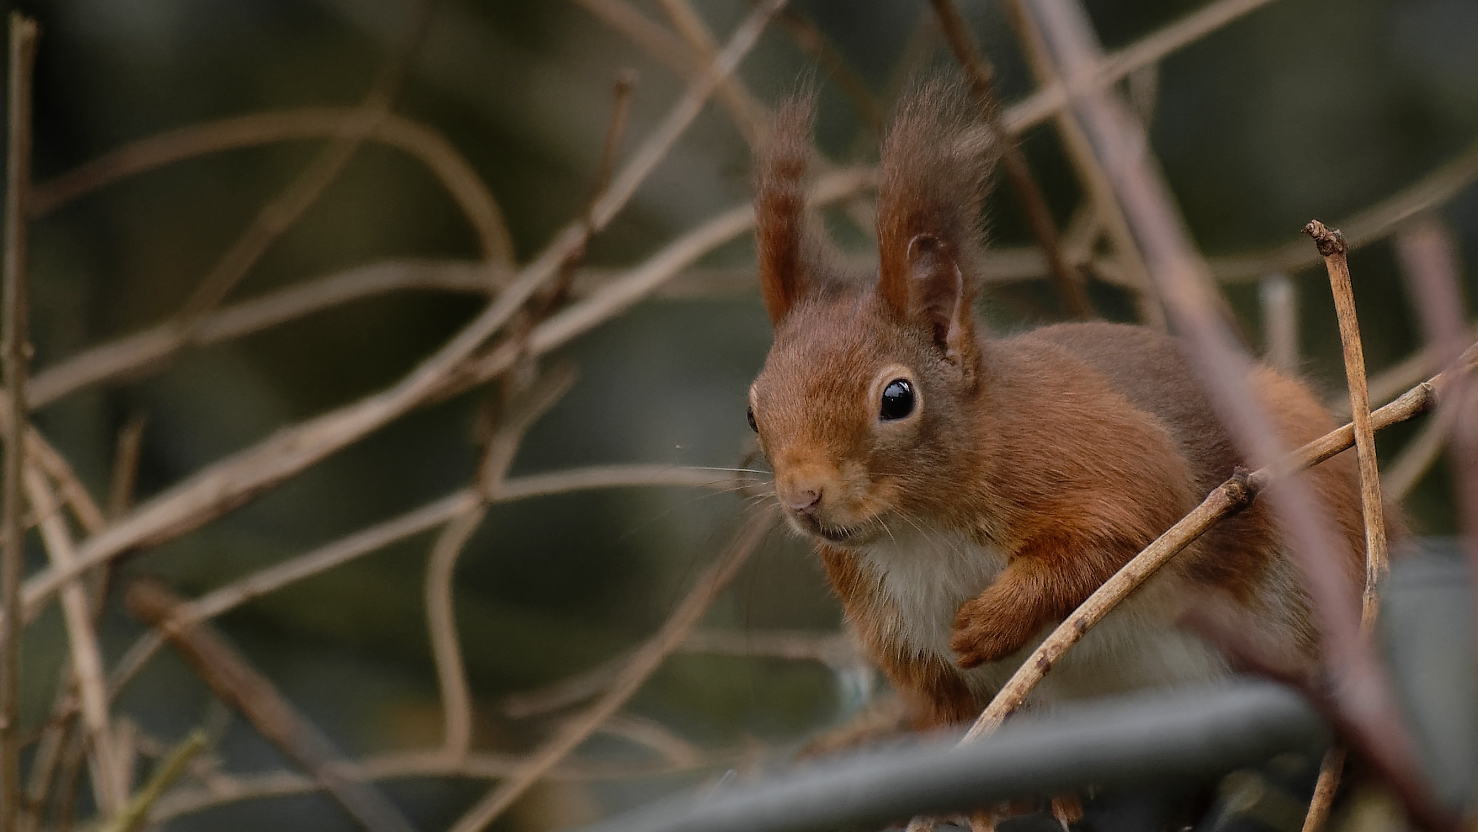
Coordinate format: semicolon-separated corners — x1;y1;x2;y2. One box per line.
5;0;1477;828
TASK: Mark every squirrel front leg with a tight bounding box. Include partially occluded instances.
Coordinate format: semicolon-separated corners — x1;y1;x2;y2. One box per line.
950;536;1132;668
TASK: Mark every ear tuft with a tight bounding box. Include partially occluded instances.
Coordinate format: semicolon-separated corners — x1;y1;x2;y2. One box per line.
876;79;999;357
754;92;818;326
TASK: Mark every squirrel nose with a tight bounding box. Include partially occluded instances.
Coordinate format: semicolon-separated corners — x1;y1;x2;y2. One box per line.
785;487;823;515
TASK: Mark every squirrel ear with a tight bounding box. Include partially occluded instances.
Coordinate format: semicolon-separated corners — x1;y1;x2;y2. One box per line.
875;79;996;362
755;94;816;327
905;233;972;364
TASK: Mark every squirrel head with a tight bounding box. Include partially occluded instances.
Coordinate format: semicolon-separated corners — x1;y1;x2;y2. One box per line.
748;81;1000;545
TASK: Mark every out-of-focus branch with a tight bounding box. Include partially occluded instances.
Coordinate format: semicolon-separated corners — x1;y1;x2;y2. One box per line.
97;730;205;832
125;577;417;832
30;108;515;265
446;507;777;832
1;15;38;829
22;469;124;813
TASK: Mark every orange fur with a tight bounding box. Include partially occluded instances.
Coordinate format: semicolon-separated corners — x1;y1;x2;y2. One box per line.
748;82;1395;729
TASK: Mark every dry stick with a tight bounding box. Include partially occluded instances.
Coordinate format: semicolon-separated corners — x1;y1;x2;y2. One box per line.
105;463;735;701
96;730;205;832
124;577;417;832
931;0;1094;319
106;417;147;520
964;342;1478;741
13;2;786;633
998;0;1163;328
1394;216;1478;641
1300;220;1389;832
29;108;513;265
1010;4;1440;825
1001;0;1281;134
22;470;124;813
1308;221;1389;627
445;507;777;832
1;15;38;831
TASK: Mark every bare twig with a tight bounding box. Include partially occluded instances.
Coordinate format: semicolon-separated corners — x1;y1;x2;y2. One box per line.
445;507;777;832
773;9;884;137
97;730;205;832
14;6;794;632
22;469;124;813
425;508;482;762
30;108;514;265
106;464;738;700
125;577;417;832
964;344;1478;739
655;0;767;147
1;15;38;829
106;417;147;520
1306;221;1388;627
931;0;1094;319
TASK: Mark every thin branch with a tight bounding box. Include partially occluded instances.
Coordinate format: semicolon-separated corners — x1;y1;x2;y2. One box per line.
963;342;1478;740
598;714;702;767
124;577;417;832
1001;0;1282;134
424;508;483;762
22;469;124;813
97;730;205;832
931;0;1094;319
655;0;767;147
446;507;777;832
106;417;147;520
14;7;789;632
1;15;38;830
1306;221;1388;628
30;108;515;265
106;464;739;700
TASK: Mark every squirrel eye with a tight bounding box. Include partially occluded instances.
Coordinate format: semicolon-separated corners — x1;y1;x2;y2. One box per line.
746;406;758;433
879;379;915;421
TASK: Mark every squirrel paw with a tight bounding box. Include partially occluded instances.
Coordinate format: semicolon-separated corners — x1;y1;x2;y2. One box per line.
950;597;1029;668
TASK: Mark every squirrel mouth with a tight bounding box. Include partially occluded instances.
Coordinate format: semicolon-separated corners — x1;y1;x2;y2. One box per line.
791;512;873;546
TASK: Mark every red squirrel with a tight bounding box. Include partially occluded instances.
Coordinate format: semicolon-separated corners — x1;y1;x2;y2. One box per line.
745;82;1388;729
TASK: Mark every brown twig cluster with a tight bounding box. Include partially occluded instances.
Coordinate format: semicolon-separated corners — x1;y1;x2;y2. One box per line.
3;1;1476;831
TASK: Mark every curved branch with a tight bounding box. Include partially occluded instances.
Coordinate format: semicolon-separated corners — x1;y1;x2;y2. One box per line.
30;108;516;266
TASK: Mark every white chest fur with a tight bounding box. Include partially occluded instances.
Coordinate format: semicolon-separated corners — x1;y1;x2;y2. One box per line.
856;527;1229;705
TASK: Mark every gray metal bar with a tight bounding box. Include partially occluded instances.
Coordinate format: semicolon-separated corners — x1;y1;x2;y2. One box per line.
571;681;1326;832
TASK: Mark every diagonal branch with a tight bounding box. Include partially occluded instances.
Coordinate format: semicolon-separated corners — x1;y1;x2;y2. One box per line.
445;507;777;832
